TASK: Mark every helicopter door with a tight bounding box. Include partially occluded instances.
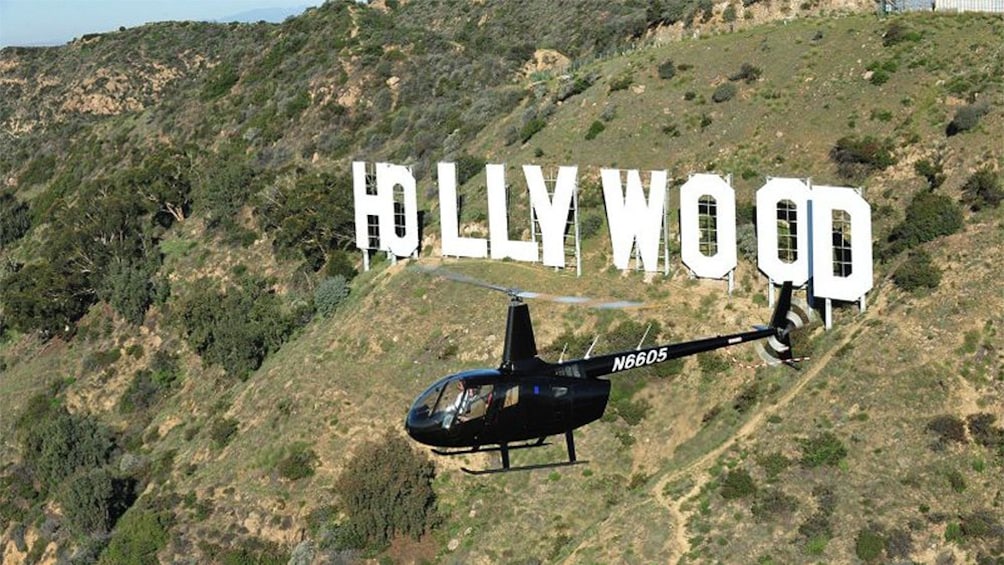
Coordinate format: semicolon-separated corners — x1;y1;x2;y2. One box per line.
551;385;570;429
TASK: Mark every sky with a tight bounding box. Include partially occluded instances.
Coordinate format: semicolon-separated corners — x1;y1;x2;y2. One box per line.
0;0;325;48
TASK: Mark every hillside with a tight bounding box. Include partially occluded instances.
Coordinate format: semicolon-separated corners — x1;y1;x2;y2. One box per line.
2;1;1003;563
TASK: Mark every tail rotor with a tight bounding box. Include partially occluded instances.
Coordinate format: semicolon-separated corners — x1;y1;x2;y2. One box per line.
757;292;813;367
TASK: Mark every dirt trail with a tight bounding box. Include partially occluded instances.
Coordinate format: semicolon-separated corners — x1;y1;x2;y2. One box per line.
653;284;893;562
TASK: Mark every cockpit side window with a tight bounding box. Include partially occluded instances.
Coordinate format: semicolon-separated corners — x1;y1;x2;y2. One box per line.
458;384;493;422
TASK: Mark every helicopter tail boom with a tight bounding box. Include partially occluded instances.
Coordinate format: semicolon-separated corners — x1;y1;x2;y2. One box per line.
562;281;796;378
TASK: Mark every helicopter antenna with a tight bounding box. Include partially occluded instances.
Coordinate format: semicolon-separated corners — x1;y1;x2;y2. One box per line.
636;323;652;351
558;343;568;364
584;335;600;359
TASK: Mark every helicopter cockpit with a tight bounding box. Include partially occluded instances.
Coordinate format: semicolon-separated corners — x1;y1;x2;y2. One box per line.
405;369;503;446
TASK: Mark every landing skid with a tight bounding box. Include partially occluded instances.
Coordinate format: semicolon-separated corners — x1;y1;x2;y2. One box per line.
457;430;580;475
461;459;587;475
431;437;548;457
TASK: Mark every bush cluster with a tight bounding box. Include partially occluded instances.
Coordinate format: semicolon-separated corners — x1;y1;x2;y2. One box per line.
719;468;757;499
17;397;115;492
961;167;1003;211
751;487;797;522
173;275;298;379
119;351;182;414
657;60;676;80
885;192;963;257
712;82;738;103
946;104;988;136
729;62;761;83
277;443;318;481
799;432;847;468
829;135;896;180
335;431;437;549
315;276;350;318
585;120;606;140
893;250;941;292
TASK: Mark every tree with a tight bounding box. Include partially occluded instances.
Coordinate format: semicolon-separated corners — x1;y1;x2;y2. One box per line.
122;146;194;226
257;171;355;270
17;402;114;491
0;262;94;336
335;431;437;548
58;466;135;536
0;189;31;247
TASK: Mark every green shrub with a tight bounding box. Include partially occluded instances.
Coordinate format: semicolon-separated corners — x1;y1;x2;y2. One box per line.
729;63;761;83
886;192;963;256
751;487;796;521
914;158;946;190
946;104;987;136
959;509;998;540
657;60;676;80
97;509;172;565
174;276;296;379
829;135;896;180
855;527;885;561
335;431;437;549
1;262;93;336
315;276;350;318
520;117;547;143
201;62;240;100
697;351;730;374
209;417;239;448
99;260;154;325
277;443;318;481
608;73;633;93
579;212;604;239
756;451;791;480
732;382;760;413
966;413;1003;449
946;469;966;493
585;120;606;140
719;468;757;499
799;432;847;468
119;353;180;414
454;154;487;185
961;167;1003;211
893;250;941;292
882;21;922;46
927;414;967;444
712;82;738;103
869;69;890;86
556;73;596;101
612;396;650;426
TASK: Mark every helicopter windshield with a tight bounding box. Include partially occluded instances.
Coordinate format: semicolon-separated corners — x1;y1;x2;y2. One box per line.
406;370;504;436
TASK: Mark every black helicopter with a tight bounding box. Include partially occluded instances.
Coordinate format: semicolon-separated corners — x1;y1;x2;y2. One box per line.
405;276;797;474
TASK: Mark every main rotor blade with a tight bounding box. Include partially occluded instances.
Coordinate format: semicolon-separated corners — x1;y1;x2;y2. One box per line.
414;265;643;309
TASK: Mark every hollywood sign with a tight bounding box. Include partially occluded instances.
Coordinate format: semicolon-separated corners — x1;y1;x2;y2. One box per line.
353;162;873;304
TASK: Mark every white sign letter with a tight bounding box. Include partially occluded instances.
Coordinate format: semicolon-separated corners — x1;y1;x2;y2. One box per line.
756;177;810;286
438;162;488;258
375;163;419;257
487;164;538;262
810;185;873;301
353;161;381;251
525;165;578;268
601;168;667;272
680;174;737;279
